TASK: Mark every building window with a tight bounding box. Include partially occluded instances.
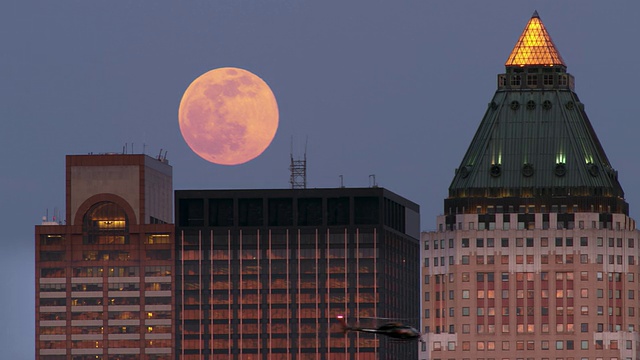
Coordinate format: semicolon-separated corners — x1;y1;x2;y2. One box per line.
580;254;588;264
511;75;521;86
83;201;129;245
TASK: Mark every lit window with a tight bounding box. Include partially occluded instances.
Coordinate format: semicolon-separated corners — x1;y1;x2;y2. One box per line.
581;306;588;315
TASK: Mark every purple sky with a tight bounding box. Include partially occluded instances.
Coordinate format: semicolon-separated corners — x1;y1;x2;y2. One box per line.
2;1;639;357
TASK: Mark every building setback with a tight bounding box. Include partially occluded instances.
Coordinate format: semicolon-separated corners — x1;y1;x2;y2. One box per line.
175;187;420;359
421;12;640;360
35;154;175;360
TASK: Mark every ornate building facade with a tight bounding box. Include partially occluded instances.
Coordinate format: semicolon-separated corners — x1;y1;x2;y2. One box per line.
421;12;640;360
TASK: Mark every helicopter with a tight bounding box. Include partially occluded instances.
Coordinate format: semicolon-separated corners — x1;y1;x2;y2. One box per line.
336;315;423;342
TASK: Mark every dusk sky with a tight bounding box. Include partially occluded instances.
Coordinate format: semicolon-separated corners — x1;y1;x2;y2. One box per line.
2;1;639;357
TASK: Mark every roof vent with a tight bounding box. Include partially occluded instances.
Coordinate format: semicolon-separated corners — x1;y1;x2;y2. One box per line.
460;165;472;179
490;164;502;177
526;100;536;110
543;100;552;110
565;101;574;110
510;101;520;110
522;163;534;177
588;163;599;177
555;163;566;177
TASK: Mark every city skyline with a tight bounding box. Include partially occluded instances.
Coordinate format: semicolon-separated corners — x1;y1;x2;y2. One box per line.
2;2;640;358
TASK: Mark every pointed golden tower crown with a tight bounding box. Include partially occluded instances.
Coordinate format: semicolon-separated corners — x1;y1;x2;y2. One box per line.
505;10;565;67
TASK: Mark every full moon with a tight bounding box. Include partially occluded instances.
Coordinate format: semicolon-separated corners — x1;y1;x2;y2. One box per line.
178;67;279;165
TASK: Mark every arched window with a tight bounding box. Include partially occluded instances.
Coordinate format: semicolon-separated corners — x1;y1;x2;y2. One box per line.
83;202;129;245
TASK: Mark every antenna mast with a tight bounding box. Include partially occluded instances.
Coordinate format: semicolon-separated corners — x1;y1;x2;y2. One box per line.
290;137;307;189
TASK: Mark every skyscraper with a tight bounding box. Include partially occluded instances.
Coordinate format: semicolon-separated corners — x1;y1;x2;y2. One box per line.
36;154;175;360
174;187;420;359
421;12;640;360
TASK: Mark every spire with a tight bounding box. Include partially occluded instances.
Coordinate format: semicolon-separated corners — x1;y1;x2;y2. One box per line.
505;11;565;67
446;11;627;216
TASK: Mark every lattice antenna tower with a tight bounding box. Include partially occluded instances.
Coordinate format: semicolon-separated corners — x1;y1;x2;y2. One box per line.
290;137;307;189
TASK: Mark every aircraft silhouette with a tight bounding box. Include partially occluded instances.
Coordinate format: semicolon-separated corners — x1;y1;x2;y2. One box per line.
337;315;423;342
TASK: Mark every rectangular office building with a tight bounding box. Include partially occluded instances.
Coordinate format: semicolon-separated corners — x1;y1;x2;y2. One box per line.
175;187;420;360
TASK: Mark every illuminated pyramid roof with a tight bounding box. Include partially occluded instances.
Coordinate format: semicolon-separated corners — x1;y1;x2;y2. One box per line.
447;11;627;215
505;11;565;67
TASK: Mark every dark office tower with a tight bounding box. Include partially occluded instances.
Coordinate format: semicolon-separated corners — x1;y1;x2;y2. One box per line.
421;12;640;360
175;188;420;360
35;154;175;360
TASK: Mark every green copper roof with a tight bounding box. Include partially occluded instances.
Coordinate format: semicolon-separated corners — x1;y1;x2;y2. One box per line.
448;12;625;207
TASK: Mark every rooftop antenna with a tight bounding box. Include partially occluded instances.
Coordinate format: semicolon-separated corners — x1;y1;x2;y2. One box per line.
290;136;307;189
158;148;163;160
369;174;377;188
339;175;344;188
